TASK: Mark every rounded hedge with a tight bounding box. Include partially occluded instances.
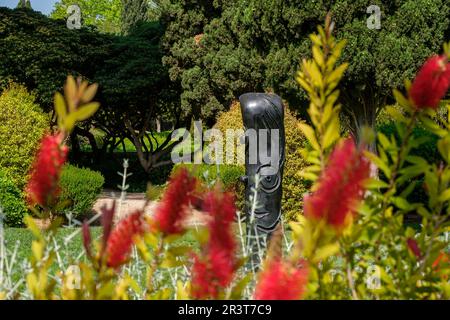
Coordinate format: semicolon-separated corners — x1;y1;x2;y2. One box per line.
0;84;49;188
0;169;28;227
59;165;105;219
213;100;308;221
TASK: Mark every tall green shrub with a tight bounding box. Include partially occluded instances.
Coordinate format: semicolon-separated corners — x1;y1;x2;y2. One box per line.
0;169;28;227
0;83;48;188
59;165;105;219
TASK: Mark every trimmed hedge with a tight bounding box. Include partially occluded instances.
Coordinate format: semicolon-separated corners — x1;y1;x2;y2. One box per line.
0;84;49;188
59;165;104;219
0;169;28;227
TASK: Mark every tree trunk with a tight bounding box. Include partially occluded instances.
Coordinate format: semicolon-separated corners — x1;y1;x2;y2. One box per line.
156;117;161;133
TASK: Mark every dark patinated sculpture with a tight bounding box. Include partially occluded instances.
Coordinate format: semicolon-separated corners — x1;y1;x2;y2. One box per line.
239;93;285;267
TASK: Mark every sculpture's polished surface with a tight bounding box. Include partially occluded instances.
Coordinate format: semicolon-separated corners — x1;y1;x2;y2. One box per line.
239;92;285;239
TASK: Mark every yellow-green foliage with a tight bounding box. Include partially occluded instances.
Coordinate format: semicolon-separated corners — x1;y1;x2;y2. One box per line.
214;100;308;221
0;84;49;188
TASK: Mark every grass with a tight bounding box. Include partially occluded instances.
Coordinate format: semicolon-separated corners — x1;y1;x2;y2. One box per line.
2;226;103;295
4;227;102;265
1;226;200;299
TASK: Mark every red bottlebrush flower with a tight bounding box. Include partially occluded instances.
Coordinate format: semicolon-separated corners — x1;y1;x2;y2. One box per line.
101;201;116;251
407;238;422;259
153;168;198;235
191;248;236;299
410;55;450;110
304;138;370;229
106;211;144;268
82;220;93;260
26;133;68;208
191;190;237;299
254;260;309;300
203;190;236;253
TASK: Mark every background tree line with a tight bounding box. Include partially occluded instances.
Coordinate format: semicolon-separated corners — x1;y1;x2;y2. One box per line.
1;0;449;182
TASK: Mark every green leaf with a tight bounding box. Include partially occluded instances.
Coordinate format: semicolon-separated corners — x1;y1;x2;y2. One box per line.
298;123;320;151
420;115;447;137
365;178;389;189
438;189;450;203
313;242;340;263
229;274;252;300
310;61;323;88
24;215;42;239
54;92;67;120
399;182;417;198
312;46;324;68
72;102;100;122
438;138;450;162
81;83;98;103
65;75;77;104
299;171;318;181
377;132;390;150
391;197;412;211
322;118;339;149
393;89;410;108
405;156;428;167
326;63;348;85
310;34;322;46
385;105;407;123
176;280;190;300
296;75;313;93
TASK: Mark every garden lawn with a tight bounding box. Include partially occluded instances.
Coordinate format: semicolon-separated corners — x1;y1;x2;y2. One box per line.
3;226;198;265
3;227;102;265
2;226;199;298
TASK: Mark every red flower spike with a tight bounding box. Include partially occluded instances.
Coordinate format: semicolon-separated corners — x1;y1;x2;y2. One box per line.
153;168;198;235
304;138;370;230
191;190;237;299
101;201;116;252
410;55;450;110
407;238;422;259
254;260;309;300
82;220;92;260
106;210;144;269
26;133;68;208
202;190;236;254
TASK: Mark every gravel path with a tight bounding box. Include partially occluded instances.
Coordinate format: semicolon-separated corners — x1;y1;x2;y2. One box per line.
92;191;158;221
92;191;206;226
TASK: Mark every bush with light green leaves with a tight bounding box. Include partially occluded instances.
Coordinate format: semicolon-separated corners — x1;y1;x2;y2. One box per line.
0;83;49;188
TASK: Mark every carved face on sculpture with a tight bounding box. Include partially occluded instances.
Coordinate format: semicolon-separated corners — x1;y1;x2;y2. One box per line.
239;93;285;233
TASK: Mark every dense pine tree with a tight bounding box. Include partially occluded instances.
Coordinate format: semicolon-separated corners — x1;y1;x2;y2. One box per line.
16;0;31;9
121;0;149;34
161;0;450;137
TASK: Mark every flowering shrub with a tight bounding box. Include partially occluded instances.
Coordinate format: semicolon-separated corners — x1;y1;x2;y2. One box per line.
2;17;450;300
295;16;450;299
